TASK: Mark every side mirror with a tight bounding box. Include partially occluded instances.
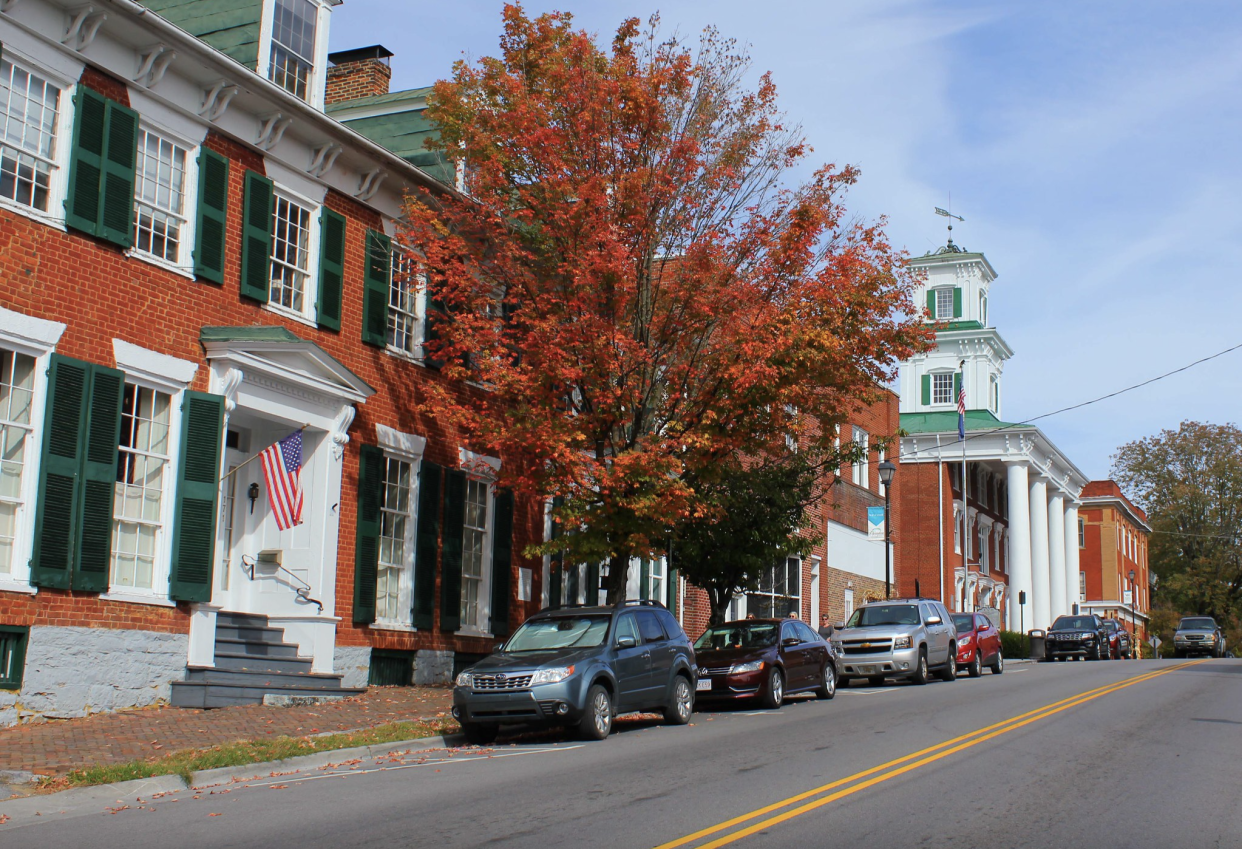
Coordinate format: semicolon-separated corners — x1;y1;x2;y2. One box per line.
494;641;506;653
926;615;942;625
616;636;637;649
782;637;801;648
834;622;845;631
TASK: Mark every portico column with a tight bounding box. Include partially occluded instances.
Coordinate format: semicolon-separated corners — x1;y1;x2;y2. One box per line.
1029;475;1051;630
1006;461;1032;632
1064;503;1080;613
1048;492;1066;623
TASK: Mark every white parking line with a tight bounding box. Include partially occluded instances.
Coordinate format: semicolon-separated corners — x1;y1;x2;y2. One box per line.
839;688;898;696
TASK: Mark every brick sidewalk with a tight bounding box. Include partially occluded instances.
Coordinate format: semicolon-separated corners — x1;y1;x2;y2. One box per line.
0;687;454;777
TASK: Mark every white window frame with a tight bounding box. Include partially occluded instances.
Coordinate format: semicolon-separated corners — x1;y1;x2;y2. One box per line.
457;448;499;636
1079;571;1087;603
851;426;868;488
932;372;953;406
747;556;802;619
257;0;332;109
978;518;992;573
128;122;199;278
375;452;417;628
370;424;426;631
0;50;74;231
953;505;962;554
0;347;38;584
934;288;954;320
387;246;426;359
265;187;321;325
843;587;854;619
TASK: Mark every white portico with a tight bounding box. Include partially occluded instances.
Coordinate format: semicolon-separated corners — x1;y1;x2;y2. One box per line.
186;327;374;674
897;241;1089;631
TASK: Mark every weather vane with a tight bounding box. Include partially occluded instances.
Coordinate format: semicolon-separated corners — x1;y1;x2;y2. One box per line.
934;202;965;253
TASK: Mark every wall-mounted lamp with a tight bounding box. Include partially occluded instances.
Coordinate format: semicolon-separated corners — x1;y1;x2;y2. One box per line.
248;482;260;514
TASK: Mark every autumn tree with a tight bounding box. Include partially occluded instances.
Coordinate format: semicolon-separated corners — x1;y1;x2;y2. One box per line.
1112;421;1242;628
401;5;933;601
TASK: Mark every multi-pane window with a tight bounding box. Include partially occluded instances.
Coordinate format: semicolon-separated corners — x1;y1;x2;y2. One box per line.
0;349;35;575
646;558;666;605
748;557;801;619
0;625;28;690
953;507;961;553
133;129;187;263
460;478;490;629
111;385;171;591
851;427;868;487
1079;571;1087;603
978;525;989;572
935;288;954;319
932;373;953;405
0;59;60;212
843;588;854;619
376;456;414;623
388;249;423;354
269;194;312;312
269;0;318;100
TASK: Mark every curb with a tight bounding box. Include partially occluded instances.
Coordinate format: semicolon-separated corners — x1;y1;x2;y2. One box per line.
0;733;462;816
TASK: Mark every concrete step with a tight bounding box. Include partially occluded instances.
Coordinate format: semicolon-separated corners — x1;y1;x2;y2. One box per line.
212;653;315;674
184;666;348;689
170;679;366;710
213;637;302;660
214;623;289;644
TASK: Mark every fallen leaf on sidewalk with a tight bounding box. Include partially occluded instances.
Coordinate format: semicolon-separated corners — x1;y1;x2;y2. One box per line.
208;813;223;817
0;814;11;824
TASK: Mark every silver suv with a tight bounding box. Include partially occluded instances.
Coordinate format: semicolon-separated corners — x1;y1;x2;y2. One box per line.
1173;616;1226;658
832;599;958;686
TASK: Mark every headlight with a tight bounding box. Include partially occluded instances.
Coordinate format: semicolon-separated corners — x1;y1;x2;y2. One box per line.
530;665;575;686
831;641;843;654
959;635;973;646
1081;632;1093;640
893;635;913;650
730;660;764;674
455;670;473;688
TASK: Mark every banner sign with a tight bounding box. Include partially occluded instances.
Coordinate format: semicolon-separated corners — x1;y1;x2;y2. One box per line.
867;505;886;541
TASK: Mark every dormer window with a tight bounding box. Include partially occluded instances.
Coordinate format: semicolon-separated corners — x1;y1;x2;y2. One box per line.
929;286;961;321
270;0;318;100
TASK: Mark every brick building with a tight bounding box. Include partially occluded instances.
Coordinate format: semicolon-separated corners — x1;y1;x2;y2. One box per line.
1077;480;1151;640
893;237;1089;631
0;0;543;725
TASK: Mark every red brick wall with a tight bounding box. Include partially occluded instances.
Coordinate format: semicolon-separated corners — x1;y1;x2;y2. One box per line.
325;60;392;105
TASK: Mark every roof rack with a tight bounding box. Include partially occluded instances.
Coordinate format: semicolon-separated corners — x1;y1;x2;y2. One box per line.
614;599;668;610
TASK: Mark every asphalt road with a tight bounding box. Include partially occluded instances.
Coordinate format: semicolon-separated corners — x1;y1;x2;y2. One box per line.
3;657;1239;849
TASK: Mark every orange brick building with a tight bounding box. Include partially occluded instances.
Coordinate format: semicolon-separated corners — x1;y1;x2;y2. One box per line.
1077;480;1151;641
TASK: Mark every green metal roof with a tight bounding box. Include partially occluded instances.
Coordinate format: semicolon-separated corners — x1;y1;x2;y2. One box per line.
936;320;985;332
328;87;455;187
325;87;435;112
900;409;1024;435
136;0;262;68
199;326;373;394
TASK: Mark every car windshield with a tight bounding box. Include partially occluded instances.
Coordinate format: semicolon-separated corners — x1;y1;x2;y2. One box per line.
694;623;778;650
1180;618;1216;631
846;604;920;627
952;614;975;634
503;616;611;652
1051;616;1095;630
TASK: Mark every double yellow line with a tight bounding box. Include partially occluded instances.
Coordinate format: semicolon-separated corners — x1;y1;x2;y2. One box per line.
656;660;1205;849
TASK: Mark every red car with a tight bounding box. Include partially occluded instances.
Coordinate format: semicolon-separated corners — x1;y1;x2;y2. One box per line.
952;613;1004;676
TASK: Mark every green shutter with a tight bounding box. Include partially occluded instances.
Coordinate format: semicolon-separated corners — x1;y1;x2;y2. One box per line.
954;372;962;407
921;374;931;406
668;560;678;614
352;444;383;624
98;100;138;248
317;208;346;331
361;229;391;346
440;469;466;632
413;460;441;629
953;287;962;319
639;558;650;600
926;289;935;317
548;496;563;608
490;490;514;637
169;392;225;602
239;171;273;302
65;86;108;236
193;147;230;284
74;365;124;593
584;563;599;605
30;356;90;588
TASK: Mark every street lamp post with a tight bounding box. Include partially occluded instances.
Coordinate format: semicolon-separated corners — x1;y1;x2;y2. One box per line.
1129;568;1137;657
879;460;897;599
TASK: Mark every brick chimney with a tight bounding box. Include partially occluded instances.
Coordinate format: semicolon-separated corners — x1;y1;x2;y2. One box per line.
326;45;393;105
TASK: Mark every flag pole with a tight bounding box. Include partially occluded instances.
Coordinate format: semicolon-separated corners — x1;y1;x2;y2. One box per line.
219;423;311;482
959;360;968;614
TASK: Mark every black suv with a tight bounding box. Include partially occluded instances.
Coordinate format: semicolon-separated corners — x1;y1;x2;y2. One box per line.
452;600;696;744
1045;614;1109;661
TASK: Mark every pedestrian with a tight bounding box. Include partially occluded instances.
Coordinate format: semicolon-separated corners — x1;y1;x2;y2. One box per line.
818;614;835;640
787;609;799;620
746;613;756;620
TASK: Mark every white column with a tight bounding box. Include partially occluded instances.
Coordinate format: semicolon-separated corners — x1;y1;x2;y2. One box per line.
1029;475;1051;630
1048;492;1066;623
1006;461;1032;632
1064;503;1080;613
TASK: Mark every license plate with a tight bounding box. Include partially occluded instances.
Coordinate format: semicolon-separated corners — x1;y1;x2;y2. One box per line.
696;678;711;692
856;665;875;675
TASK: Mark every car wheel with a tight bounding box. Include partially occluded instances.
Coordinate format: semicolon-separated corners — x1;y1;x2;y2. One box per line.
760;667;784;710
990;652;1004;674
816;664;837;700
461;722;498;746
938;650;958;682
911;650;930;685
664;675;694;725
1092;643;1104;661
867;675;886;687
967;651;983;678
578;683;613;741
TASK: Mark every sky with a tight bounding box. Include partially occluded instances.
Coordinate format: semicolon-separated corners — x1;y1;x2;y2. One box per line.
328;1;1242;481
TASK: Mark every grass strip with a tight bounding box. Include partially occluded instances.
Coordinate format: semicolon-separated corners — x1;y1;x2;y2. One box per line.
39;718;459;791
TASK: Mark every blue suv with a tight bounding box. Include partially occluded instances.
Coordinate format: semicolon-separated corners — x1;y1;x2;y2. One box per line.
452;600;696;743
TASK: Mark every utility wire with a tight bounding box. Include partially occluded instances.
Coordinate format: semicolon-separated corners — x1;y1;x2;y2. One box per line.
900;339;1242;461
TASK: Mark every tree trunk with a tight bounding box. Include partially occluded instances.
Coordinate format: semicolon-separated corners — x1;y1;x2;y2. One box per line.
708;586;734;628
605;552;630;605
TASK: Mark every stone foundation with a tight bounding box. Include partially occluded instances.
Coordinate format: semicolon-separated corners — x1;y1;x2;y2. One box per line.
414;649;454;685
334;645;373;689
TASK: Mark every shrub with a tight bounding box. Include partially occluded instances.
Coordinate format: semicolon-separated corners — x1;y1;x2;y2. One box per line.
1000;630;1028;659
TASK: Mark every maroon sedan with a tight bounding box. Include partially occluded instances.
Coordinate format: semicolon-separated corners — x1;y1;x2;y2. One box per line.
693;619;836;709
952;613;1004;677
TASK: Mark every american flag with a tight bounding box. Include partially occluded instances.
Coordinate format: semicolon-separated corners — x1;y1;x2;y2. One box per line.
957;382;967;440
260;430;304;530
